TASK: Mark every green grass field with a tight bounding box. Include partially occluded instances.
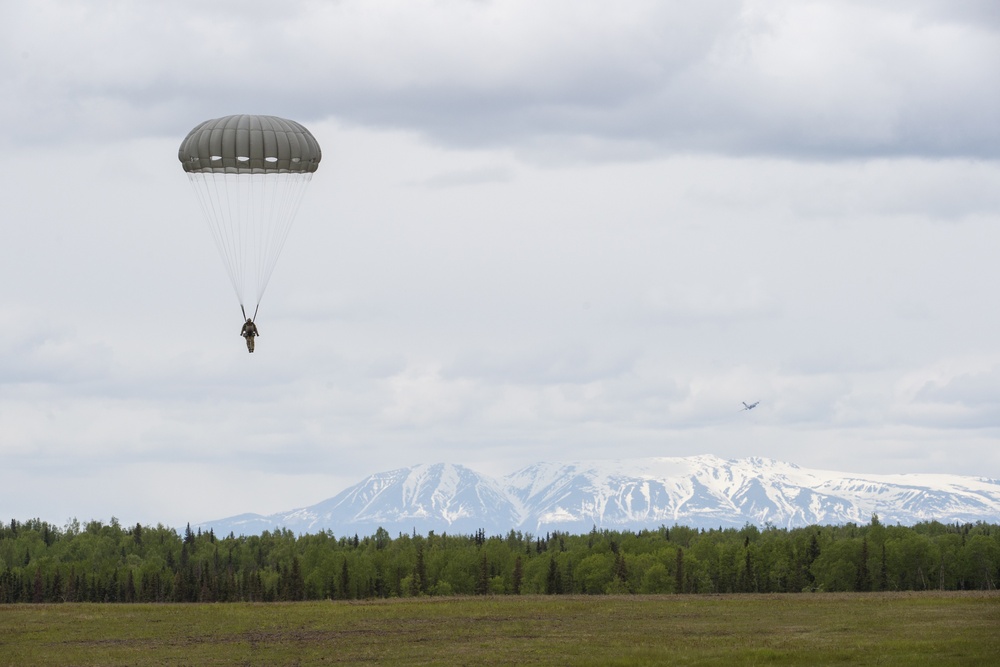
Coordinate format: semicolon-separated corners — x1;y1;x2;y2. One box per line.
1;592;997;666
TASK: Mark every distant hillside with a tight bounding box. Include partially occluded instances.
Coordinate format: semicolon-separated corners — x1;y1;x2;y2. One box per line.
199;455;1000;536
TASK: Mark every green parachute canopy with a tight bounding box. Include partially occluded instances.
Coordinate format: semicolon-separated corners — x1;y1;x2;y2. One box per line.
179;114;322;174
179;115;322;316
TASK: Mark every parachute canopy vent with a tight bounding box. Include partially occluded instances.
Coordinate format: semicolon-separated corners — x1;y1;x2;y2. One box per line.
178;114;322;175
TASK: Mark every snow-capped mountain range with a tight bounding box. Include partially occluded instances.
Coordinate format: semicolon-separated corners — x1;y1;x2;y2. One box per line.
199;455;1000;537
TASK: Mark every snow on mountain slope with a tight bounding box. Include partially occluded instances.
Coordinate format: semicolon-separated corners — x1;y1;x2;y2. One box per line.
508;455;1000;531
198;456;1000;537
202;463;519;537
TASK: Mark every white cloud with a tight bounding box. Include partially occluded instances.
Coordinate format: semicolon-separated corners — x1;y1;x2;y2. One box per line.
4;1;998;159
1;2;999;527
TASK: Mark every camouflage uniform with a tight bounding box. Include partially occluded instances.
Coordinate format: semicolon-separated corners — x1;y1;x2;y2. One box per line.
240;319;259;353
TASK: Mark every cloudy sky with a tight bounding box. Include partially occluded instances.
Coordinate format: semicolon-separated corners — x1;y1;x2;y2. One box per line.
2;0;999;529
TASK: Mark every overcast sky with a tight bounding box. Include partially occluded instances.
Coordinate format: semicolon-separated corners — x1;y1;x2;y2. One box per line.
2;0;999;529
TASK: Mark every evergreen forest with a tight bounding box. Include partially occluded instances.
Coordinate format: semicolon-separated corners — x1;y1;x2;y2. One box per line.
1;516;997;603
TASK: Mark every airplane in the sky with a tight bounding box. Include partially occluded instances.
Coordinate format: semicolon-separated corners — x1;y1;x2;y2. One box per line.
741;401;759;411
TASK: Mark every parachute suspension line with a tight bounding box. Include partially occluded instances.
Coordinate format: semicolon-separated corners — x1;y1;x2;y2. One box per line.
246;172;271;308
230;172;248;303
188;173;244;303
220;171;244;301
255;173;313;302
220;172;244;299
190;171;313;311
261;174;284;303
250;171;270;308
241;304;248;321
221;171;309;309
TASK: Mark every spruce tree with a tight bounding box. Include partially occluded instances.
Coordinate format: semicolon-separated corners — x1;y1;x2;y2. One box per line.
613;552;628;584
475;553;490;595
50;568;63;603
32;567;43;603
288;558;305;601
414;543;427;594
546;557;562;594
855;537;871;591
880;544;889;591
339;558;350;599
66;566;77;603
741;549;755;593
675;548;684;594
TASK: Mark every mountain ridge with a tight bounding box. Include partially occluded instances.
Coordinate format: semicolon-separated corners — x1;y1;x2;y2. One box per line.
198;455;1000;537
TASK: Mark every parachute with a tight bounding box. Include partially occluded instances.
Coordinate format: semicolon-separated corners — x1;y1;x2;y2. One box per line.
178;114;322;320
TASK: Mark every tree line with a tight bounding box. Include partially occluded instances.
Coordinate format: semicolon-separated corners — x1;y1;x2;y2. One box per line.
1;516;997;603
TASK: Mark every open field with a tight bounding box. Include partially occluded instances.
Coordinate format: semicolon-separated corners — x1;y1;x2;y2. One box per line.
1;592;997;666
